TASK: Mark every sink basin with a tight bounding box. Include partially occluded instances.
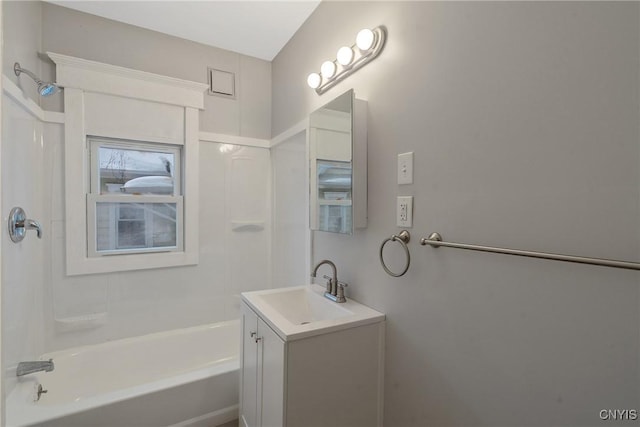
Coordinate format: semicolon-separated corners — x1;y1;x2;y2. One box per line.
258;287;352;325
241;285;385;341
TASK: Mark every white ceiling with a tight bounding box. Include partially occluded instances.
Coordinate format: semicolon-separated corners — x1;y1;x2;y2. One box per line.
45;1;321;61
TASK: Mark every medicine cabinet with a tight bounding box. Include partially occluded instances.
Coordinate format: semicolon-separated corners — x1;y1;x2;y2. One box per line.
309;89;367;234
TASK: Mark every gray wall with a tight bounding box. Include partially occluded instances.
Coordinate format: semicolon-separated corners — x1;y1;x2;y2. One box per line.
40;2;271;138
273;2;640;426
3;0;42;103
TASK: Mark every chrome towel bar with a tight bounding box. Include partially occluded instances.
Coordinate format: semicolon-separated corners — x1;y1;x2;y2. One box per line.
420;232;640;271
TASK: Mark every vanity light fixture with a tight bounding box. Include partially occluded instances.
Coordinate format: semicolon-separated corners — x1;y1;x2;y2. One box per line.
336;47;354;66
356;29;375;51
306;26;386;95
321;61;337;79
307;72;322;89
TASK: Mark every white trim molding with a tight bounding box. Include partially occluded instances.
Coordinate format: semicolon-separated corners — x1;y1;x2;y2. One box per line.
270;118;308;148
4;71;311;152
48;52;208;109
199;131;270;149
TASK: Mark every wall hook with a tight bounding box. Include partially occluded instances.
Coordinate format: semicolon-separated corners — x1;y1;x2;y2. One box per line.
8;207;42;242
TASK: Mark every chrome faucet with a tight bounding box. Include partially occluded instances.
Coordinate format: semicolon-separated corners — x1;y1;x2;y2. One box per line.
311;260;348;303
8;207;42;243
17;359;54;377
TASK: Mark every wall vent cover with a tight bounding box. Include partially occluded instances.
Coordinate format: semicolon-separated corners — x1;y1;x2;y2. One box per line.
208;68;236;99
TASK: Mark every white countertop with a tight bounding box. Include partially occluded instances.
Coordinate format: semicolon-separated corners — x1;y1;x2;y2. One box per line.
241;284;385;341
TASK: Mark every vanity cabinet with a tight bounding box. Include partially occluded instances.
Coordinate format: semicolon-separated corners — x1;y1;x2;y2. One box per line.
241;303;285;427
240;299;384;427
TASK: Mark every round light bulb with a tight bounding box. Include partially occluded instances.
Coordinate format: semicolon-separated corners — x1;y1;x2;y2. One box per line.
356;28;375;51
336;46;354;66
321;61;337;79
307;72;321;89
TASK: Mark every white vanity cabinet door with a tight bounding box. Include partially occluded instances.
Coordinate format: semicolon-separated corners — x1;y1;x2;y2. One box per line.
257;317;285;427
241;302;286;427
241;303;259;427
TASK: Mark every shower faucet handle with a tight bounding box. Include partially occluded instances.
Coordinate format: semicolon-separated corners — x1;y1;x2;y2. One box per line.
8;207;42;242
25;219;42;238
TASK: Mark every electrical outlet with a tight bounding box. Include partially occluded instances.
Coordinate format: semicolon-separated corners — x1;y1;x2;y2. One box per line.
397;196;413;227
397;152;414;185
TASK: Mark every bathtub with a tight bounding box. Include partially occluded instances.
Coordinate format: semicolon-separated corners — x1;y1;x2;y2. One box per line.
6;320;240;427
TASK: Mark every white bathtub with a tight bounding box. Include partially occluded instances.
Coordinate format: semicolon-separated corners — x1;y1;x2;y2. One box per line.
6;320;240;427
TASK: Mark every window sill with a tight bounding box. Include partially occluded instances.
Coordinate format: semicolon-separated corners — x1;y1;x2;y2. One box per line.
66;250;198;276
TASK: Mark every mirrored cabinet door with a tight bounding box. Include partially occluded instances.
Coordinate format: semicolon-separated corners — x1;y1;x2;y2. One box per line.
309;89;367;234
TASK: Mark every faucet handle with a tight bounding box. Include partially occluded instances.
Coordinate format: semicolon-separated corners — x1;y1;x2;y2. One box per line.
322;275;333;292
336;282;348;302
25;219;42;239
8;207;43;242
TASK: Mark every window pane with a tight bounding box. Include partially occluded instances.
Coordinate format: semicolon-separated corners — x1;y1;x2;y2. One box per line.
96;202;177;252
98;146;175;195
317;160;352;200
318;205;352;234
118;205;145;220
117;219;146;249
149;204;178;247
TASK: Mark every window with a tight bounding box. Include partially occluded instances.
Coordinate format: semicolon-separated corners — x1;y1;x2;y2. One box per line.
53;53;204;275
87;137;183;257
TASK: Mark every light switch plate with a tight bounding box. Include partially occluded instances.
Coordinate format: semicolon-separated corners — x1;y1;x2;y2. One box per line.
397;196;413;227
397;152;414;185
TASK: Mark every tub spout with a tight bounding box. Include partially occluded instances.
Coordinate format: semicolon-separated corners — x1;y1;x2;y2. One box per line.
17;359;54;377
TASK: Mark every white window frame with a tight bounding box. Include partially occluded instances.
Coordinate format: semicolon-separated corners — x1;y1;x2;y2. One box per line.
50;52;207;275
86;137;184;257
87;196;184;255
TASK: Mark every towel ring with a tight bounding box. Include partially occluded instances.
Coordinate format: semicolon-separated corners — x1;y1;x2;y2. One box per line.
379;230;411;277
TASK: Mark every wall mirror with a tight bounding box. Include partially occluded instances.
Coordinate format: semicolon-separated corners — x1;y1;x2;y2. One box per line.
309;89;367;234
